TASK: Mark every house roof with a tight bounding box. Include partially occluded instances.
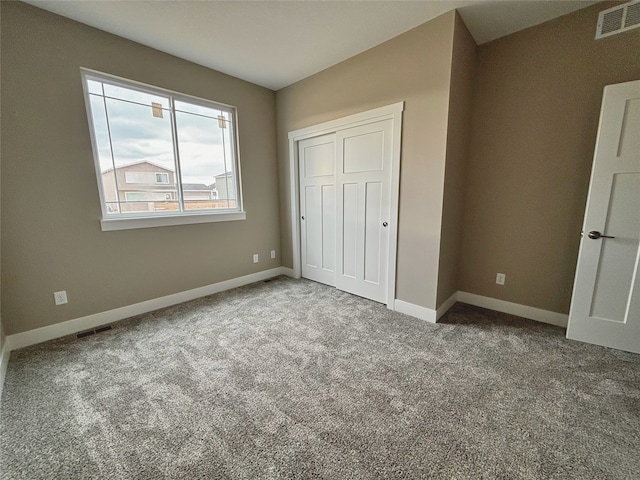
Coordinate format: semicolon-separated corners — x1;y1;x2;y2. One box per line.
101;160;174;174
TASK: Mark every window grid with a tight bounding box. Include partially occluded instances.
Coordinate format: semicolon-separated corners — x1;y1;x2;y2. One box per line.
81;69;242;221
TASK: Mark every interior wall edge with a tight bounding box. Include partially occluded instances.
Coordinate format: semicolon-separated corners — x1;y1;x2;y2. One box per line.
436;10;477;307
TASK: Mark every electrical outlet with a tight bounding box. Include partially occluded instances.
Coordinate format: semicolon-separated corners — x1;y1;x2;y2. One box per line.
271;250;276;259
54;290;68;305
253;254;259;263
496;273;506;286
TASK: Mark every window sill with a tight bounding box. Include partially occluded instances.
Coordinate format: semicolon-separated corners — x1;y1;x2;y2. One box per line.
100;211;246;231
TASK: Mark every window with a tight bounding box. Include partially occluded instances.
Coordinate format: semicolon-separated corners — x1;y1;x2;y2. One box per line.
81;69;244;230
155;173;169;184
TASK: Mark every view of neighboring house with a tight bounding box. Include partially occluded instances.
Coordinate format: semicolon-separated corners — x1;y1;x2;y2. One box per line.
101;161;226;213
213;172;238;207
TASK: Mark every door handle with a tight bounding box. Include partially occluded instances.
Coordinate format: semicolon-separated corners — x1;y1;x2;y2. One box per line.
382;222;388;227
588;230;615;240
301;216;305;220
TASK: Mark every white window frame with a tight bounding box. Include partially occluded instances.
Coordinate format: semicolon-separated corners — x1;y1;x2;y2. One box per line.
81;68;245;231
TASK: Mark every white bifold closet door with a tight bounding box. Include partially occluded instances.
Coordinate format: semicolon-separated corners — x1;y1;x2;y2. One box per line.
299;119;393;304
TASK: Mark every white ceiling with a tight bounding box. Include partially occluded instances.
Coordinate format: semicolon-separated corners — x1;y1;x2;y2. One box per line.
24;0;600;90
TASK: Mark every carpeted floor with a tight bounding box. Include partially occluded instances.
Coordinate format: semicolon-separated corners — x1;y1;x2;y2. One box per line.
1;276;639;479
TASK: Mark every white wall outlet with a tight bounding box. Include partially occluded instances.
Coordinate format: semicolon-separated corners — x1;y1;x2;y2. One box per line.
53;290;68;305
270;250;276;259
496;273;506;286
253;254;259;263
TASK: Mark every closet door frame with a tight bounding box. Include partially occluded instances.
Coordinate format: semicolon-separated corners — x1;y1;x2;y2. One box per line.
287;102;403;309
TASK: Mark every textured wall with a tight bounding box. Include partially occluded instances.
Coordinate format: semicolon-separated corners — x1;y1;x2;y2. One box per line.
277;12;456;310
1;2;280;334
459;2;640;314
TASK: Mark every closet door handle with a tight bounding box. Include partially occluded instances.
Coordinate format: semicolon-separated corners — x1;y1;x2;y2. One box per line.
588;230;614;240
382;222;388;227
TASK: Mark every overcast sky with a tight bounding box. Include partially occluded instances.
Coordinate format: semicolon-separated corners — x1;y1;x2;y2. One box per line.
88;82;233;186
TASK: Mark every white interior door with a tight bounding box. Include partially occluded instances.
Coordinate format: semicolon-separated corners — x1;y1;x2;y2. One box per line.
299;134;336;287
567;79;640;354
335;119;393;304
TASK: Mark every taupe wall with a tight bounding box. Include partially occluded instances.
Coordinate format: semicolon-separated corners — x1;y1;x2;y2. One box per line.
436;13;476;307
1;2;280;335
277;12;457;310
459;2;640;314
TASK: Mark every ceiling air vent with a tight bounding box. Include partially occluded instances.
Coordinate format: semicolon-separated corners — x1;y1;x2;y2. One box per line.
596;0;640;39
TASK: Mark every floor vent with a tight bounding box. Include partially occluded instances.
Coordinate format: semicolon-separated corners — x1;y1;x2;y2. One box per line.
76;325;113;339
596;0;640;39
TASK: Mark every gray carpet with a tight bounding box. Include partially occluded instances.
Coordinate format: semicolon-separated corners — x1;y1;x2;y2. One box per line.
1;276;639;479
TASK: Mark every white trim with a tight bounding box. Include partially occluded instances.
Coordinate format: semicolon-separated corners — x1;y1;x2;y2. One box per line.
6;267;288;351
100;211;246;231
386;107;403;310
436;292;459;321
393;291;568;327
288;134;302;278
287;103;404;142
393;291;458;324
279;267;296;278
287;102;404;305
0;342;10;401
394;299;437;323
457;291;569;328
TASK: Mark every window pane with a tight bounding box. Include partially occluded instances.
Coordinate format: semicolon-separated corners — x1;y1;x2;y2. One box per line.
175;110;234;211
222;124;237;207
88;95;114;173
87;79;103;95
83;71;242;220
102;96;177;214
103;83;170;110
174;100;224;119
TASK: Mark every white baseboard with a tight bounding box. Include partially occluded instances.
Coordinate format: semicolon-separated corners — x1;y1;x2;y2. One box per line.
394;291;568;328
436;292;458;321
393;291;458;324
0;342;10;400
457;291;568;328
6;267;289;352
394;299;437;323
280;267;296;278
